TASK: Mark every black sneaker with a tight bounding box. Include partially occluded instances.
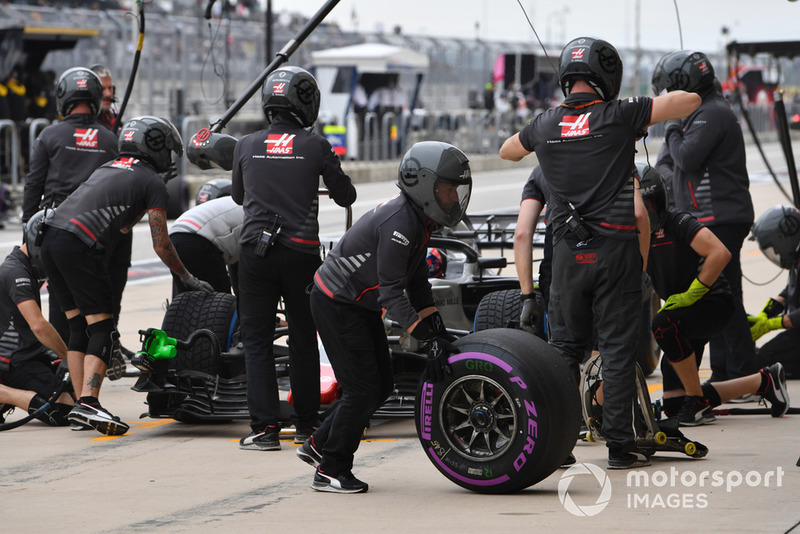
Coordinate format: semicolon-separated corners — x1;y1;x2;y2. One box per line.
311;468;368;494
68;401;129;436
239;426;280;451
608;449;651;470
759;363;790;417
70;421;93;431
296;437;322;468
677;395;716;426
294;421;320;445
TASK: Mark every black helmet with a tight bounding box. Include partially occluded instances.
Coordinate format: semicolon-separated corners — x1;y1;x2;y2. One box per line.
634;162;668;231
195;178;232;205
751;205;800;269
559;37;623;101
397;141;472;228
25;208;55;281
261;66;320;127
118;116;183;173
55;67;103;117
651;50;715;95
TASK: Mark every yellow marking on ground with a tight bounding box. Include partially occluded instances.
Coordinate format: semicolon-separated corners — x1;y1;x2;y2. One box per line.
648;384;663;394
89;419;175;441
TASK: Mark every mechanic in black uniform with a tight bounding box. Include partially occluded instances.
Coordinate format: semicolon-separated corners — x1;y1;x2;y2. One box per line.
639;163;789;424
500;37;701;469
90;63;136;365
750;206;800;380
0;213;74;427
40;116;213;436
295;141;471;493
652;51;759;388
22;67;119;347
232;67;357;452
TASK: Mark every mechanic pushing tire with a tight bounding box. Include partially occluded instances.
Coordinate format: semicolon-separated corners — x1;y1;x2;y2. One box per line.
415;328;580;494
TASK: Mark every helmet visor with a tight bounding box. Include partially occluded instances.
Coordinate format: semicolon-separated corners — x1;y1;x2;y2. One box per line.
761;246;784;268
434;180;471;227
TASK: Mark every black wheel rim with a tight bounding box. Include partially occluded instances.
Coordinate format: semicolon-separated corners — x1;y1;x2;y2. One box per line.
439;374;518;462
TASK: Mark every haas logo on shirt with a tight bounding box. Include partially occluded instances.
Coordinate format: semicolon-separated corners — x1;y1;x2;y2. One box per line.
111;157;139;170
74;128;99;148
265;133;295;155
559;113;591;137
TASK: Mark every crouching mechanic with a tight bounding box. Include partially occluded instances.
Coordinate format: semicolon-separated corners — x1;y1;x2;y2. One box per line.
296;141;472;493
749;205;800;379
640;164;789;425
169;194;242;297
40;116;214;436
0;215;73;426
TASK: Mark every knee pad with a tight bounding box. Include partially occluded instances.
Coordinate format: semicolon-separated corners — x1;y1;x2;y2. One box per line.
651;313;693;363
86;319;119;366
701;382;722;408
67;315;89;353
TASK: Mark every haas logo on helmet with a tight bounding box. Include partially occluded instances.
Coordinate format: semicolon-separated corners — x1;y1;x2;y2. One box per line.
273;82;286;95
74;128;99;148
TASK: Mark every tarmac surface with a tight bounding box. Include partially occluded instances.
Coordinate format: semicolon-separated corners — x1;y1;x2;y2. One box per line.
2;141;800;533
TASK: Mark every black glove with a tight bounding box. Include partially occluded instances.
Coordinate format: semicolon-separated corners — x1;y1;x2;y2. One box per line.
411;311;455;342
424;336;457;383
180;273;214;293
519;293;541;334
410;311;458;382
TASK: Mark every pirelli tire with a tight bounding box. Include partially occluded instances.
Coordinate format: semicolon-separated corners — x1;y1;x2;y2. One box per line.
160;290;237;376
415;328;580;494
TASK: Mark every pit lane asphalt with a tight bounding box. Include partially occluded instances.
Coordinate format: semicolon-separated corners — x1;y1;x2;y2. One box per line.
2;142;800;533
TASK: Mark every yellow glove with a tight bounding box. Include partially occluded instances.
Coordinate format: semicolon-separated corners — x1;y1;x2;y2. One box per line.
659;278;709;312
748;315;784;342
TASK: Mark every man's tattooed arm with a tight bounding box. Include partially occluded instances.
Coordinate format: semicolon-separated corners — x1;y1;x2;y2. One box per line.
148;208;188;278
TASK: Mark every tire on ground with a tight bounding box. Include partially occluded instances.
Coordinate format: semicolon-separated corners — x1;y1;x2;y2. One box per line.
160;291;237;375
415;328;580;494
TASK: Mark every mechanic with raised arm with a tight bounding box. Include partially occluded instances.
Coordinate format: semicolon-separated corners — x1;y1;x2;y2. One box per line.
21;67;118;346
232;67;357;452
639;164;788;425
499;37;700;469
652;51;759;390
295;141;471;493
0;217;74;428
40;116;213;436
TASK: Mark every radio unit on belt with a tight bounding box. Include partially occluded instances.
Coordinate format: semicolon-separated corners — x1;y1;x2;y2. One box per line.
255;213;283;257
